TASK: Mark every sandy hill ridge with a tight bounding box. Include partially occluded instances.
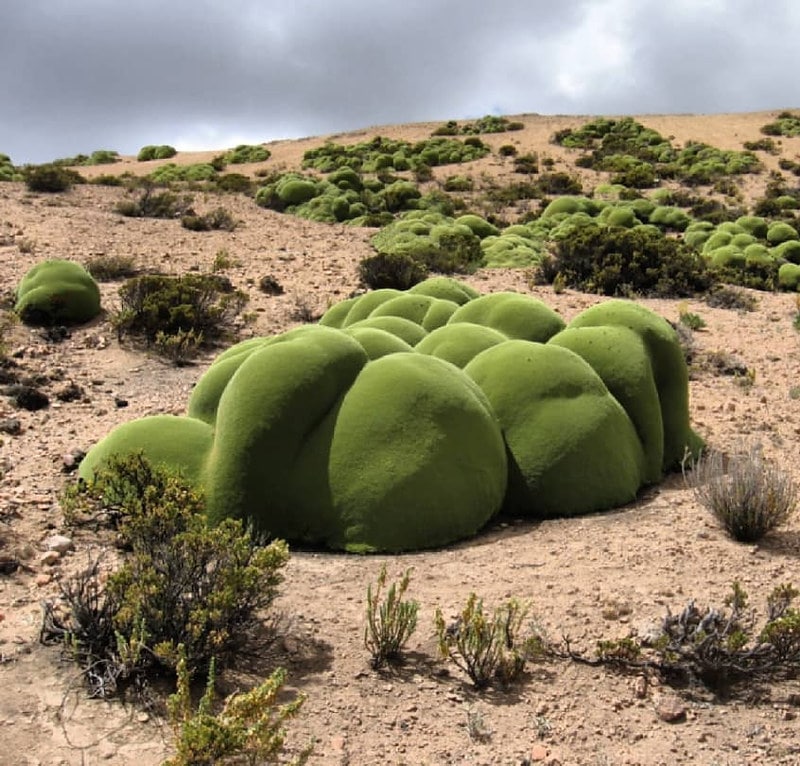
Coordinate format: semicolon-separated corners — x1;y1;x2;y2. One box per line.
0;111;799;766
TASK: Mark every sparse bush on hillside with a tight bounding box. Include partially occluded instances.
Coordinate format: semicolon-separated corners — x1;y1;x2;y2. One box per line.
137;144;178;161
364;565;419;669
761;111;800;137
580;582;800;696
688;444;797;542
114;184;194;219
49;453;290;694
84;253;138;282
113;273;247;356
0;153;19;181
224;144;271;164
435;595;548;689
542;221;714;297
359;251;428;290
23;163;83;192
180;208;237;232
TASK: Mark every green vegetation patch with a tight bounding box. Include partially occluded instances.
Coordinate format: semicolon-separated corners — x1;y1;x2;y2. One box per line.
81;278;702;553
15;259;101;325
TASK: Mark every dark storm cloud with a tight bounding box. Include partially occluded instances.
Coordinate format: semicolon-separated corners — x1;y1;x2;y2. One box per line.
1;0;798;164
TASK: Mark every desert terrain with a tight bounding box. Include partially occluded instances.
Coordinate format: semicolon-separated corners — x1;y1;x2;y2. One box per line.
0;111;799;766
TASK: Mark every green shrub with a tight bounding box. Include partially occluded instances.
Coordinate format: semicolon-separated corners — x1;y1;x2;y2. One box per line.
165;651;308;766
589;582;800;695
443;175;474;192
0;153;19;181
434;595;547;689
224;144;271;164
113;273;247;351
14;259;101;325
358;252;428;289
137;144;177;161
23;163;82;192
761;112;800;137
513;153;539;174
689;444;797;542
544;222;713;297
215;172;254;193
364;565;419;668
51;454;290;693
498;144;518;157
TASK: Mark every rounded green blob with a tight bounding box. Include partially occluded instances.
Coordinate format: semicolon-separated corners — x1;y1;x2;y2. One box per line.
341;326;415;359
416;323;508;367
455;214;499;239
324;353;507;551
778;262;800;290
337;289;404;327
79;415;214;488
566;300;703;468
319;296;358;327
773;239;800;264
15;259;101;325
204;326;369;538
767;221;799;245
735;215;768;239
465;341;646;518
448;292;565;342
345;316;428;346
709;245;746;269
408;276;479;305
548;325;664;483
369;293;459;331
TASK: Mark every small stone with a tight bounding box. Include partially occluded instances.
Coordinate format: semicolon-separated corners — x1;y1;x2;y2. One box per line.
11;386;50;411
655;695;687;723
530;743;549;761
114;396;129;408
61;449;86;472
44;534;74;554
136;712;150;723
39;551;61;566
0;418;21;435
35;573;52;587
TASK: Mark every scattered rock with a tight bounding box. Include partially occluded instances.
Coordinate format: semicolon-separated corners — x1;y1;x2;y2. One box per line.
654;695;687;723
5;385;49;411
61;449;86;472
39;325;70;343
44;534;73;554
35;573;52;587
55;382;85;402
530;743;549;761
0;418;21;435
114;396;129;408
39;550;60;566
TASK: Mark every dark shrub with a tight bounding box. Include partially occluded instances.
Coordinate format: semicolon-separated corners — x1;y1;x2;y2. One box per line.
181;208;237;232
114;273;248;351
137;145;177;161
358;252;428;289
215;173;254;193
23;164;82;192
546;222;714;297
498;144;518;157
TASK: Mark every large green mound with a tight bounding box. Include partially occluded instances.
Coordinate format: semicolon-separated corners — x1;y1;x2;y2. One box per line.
80;278;703;552
15;259;101;325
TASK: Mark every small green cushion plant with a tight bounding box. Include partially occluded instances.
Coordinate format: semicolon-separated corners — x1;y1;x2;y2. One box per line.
15;259;101;325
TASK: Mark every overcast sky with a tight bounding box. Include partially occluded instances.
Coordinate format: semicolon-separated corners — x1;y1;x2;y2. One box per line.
2;0;798;164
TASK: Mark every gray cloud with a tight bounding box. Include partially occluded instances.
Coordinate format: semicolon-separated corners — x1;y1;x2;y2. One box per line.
1;0;798;164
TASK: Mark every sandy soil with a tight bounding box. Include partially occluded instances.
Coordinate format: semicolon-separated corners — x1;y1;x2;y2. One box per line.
1;111;799;766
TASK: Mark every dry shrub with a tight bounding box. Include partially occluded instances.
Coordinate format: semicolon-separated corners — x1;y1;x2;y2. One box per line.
688;444;797;542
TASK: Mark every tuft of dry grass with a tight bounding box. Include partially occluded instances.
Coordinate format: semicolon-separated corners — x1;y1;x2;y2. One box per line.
688;444;797;542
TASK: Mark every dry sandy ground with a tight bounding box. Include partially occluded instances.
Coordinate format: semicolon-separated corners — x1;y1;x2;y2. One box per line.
0;112;799;766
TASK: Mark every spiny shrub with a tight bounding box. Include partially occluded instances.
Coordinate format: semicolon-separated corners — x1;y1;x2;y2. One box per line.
544;222;714;297
434;595;547;689
364;565;419;669
114;184;193;219
590;582;800;695
84;254;138;282
704;285;758;311
137;144;177;161
358;252;428;290
688;444;797;542
113;273;247;352
180;208;237;232
148;162;218;184
50;453;290;692
23;164;82;192
215;172;254;194
165;650;308;766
